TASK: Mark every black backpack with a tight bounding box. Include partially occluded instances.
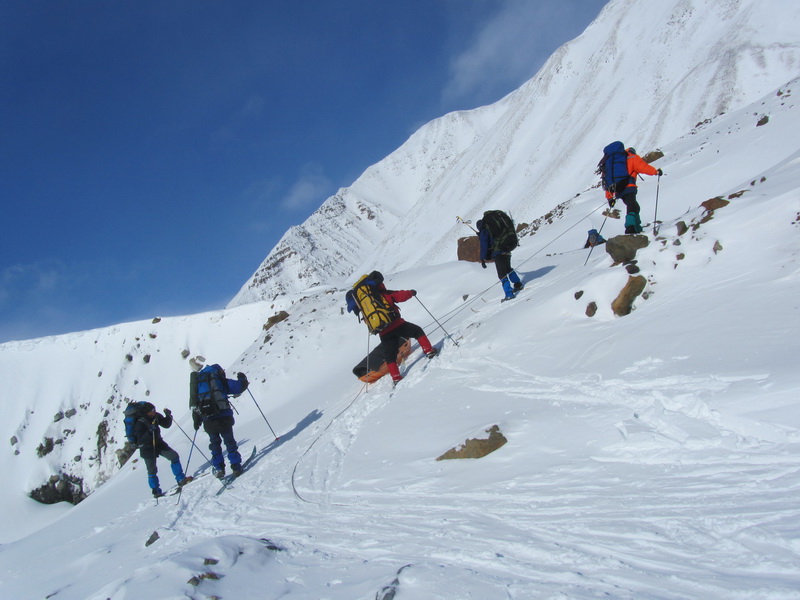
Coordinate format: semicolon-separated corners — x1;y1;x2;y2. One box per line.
123;401;153;444
598;141;631;198
482;210;518;253
190;364;229;417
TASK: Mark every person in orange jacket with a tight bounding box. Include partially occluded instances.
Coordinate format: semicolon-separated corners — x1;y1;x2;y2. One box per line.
604;146;663;234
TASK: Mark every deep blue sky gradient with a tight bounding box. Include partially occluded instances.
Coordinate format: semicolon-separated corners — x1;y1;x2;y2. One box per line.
0;0;606;342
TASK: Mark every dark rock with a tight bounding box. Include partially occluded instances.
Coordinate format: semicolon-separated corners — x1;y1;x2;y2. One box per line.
605;235;649;264
263;311;289;331
586;302;598;317
29;472;86;505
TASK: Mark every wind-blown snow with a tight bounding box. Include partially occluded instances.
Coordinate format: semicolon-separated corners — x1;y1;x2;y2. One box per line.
2;0;800;598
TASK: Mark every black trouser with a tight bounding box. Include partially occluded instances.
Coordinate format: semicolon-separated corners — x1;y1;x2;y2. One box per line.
620;187;640;215
380;322;424;364
494;253;514;280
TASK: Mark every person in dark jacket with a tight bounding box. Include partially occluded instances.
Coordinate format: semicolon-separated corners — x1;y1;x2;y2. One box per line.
584;229;606;248
477;220;524;301
129;401;192;497
191;364;249;478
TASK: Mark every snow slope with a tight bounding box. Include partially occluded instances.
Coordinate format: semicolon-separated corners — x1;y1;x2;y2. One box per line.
1;75;799;598
2;0;800;597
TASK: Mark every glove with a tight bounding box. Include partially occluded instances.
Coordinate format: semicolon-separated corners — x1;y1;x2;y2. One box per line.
608;198;616;209
410;290;417;296
192;412;202;431
237;372;249;391
657;168;663;176
481;260;487;269
163;408;172;418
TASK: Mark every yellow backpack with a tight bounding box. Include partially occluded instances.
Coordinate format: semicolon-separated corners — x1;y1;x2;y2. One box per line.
350;271;398;334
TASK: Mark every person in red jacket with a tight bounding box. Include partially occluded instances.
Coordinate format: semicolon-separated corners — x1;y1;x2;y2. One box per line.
377;280;438;383
606;147;663;234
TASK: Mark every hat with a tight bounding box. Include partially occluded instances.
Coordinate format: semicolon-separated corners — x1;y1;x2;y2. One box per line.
626;147;637;155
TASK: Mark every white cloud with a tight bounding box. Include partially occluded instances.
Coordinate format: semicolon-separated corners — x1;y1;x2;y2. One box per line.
443;0;597;106
281;164;332;211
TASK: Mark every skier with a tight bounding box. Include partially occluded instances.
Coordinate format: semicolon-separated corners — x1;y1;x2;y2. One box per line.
347;271;438;384
602;144;663;234
127;401;192;498
191;364;249;479
477;214;524;301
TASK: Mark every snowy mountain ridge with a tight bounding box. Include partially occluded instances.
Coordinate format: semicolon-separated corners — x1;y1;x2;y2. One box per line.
229;0;800;305
1;0;800;597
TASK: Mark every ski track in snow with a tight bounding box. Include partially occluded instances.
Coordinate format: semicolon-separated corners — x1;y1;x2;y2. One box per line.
146;348;800;600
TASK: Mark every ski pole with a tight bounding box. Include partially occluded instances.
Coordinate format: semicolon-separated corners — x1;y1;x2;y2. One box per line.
653;173;662;236
247;388;279;441
415;296;459;347
175;427;198;505
173;419;210;462
365;329;372;393
583;214;609;267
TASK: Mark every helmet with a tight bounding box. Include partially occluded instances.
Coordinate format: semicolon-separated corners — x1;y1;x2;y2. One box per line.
626;147;637;155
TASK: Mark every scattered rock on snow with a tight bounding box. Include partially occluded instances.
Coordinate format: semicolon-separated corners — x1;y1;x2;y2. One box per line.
605;234;649;265
263;311;290;331
611;275;647;316
436;425;507;461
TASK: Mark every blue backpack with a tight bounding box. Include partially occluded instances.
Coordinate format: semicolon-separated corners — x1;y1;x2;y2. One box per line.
190;364;229;417
599;141;630;197
123;401;153;444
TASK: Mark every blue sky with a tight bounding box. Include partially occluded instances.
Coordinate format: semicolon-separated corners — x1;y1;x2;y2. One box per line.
0;0;607;343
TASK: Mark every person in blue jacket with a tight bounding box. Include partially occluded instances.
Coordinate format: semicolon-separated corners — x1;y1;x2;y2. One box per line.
191;364;249;478
128;401;192;497
477;219;524;301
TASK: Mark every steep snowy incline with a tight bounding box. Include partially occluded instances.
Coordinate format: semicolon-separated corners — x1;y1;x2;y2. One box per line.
229;0;800;304
1;77;799;599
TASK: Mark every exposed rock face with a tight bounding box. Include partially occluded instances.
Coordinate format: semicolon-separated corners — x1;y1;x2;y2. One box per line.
29;472;86;505
436;425;508;461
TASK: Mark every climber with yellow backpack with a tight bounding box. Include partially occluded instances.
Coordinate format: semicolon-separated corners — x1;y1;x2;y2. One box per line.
346;270;438;383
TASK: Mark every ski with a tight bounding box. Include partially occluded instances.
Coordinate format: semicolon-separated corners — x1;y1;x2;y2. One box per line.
215;446;257;496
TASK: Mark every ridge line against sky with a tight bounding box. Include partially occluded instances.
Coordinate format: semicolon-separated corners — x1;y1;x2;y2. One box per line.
0;0;607;343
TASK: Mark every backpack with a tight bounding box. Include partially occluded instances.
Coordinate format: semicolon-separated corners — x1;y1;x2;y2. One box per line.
123;401;153;444
349;271;399;335
598;141;631;198
190;364;230;417
482;210;518;253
